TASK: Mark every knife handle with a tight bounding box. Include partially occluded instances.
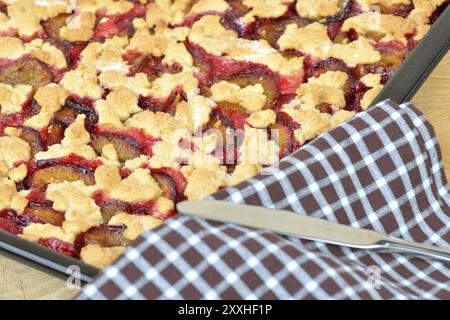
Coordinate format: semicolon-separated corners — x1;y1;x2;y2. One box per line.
377;237;450;263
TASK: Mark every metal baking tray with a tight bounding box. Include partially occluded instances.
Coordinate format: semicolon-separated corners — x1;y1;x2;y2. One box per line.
1;6;449;284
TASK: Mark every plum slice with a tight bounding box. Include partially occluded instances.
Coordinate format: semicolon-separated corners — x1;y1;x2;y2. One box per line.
91;134;143;162
327;0;352;22
42;13;70;41
23;206;65;226
269;121;296;158
228;0;251;16
377;2;413;17
53;106;78;126
46;122;66;146
0;217;20;234
153;172;177;203
75;225;129;250
269;122;292;157
20;127;45;156
255;16;310;48
100;205;123;224
305;57;354;102
30;165;95;190
206;118;238;164
127;54;163;77
306;57;349;78
352;46;407;84
0;57;52;87
138;89;185;115
64;97;98;128
0;209;36;234
187;43;213;82
38;237;79;258
378;48;408;68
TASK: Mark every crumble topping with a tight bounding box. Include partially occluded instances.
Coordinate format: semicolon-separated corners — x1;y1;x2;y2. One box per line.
190;0;230;13
331;110;356;128
9;190;29;213
24;84;68;129
0;176;28;212
278;23;381;66
0;135;31;168
175;95;215;133
46;180;103;239
183;165;228;200
80;244;126;268
0;178;15;210
330;37;381;66
0;36;27;59
101;143;119;160
60;64;104;99
145;0;191;28
342;12;414;43
361;85;384;109
98;71;151;95
8;164;28;182
148;140;190;168
21;223;71;243
80;36;130;73
0;37;66;69
35;84;69;113
240;125;280;165
409;0;446;26
94;164;122;192
26;39;67;69
295;71;348;109
360;73;382;87
229;163;262;186
60;12;96;42
95;99;124;128
247;109;276;128
35;114;98;160
154;196;175;216
296;0;342;20
23;110;54;129
278;22;333;59
210;81;267;112
127;28;167;57
109;212;162;240
413;24;430;41
0;83;32;114
189;15;304;76
77;0;134;15
193;133;218;154
7;0;70;37
126;110;182;139
95;88;141;128
356;0;411;11
286;109;332;144
109;168;162;202
241;0;294;23
148;71;199;99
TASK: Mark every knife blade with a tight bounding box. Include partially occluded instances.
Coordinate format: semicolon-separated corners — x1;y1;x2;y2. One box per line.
177;200;450;263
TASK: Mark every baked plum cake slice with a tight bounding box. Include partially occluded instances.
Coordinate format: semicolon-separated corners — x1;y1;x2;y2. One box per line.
0;0;446;268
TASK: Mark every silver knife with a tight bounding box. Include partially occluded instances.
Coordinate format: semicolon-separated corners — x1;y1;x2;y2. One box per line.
177;200;450;263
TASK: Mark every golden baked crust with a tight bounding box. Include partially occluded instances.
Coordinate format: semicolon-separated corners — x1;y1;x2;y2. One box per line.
0;0;444;268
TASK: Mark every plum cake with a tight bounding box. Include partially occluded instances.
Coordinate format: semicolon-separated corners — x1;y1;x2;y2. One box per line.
0;0;447;268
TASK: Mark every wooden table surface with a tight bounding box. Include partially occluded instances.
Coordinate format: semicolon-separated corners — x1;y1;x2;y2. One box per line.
0;53;449;300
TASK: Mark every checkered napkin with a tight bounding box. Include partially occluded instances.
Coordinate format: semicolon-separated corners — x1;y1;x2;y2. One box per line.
77;100;450;300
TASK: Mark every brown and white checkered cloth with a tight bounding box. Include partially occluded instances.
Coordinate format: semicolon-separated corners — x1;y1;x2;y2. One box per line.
77;100;450;300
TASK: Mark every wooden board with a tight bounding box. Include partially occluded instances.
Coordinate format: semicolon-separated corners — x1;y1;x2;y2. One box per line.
0;53;449;300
